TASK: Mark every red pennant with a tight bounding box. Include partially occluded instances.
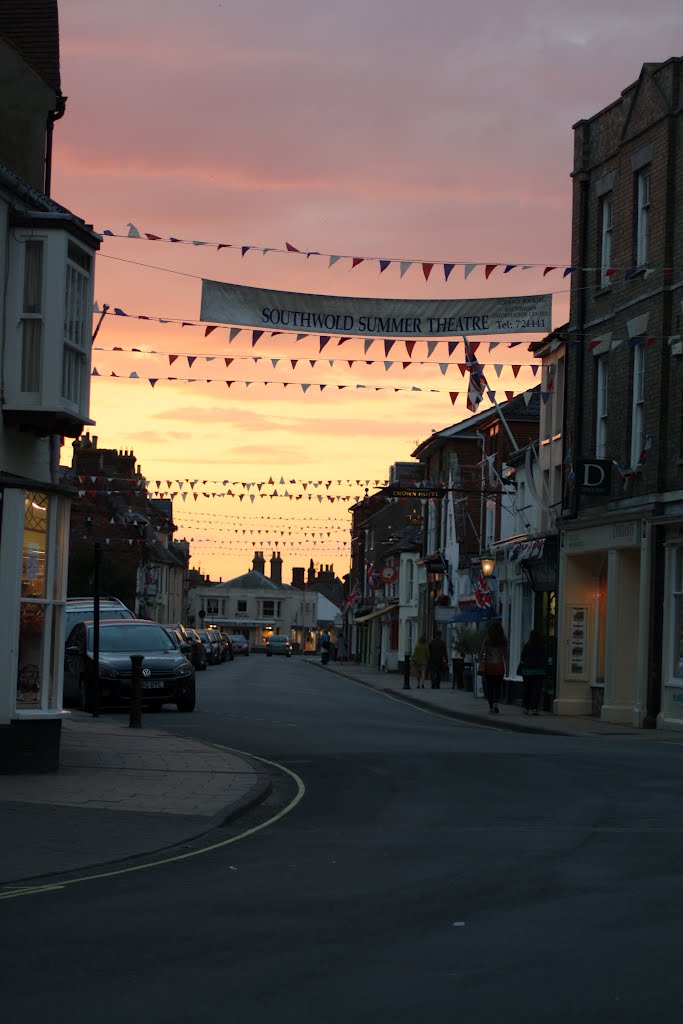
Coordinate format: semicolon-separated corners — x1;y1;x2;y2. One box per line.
511;364;521;378
449;393;458;405
204;326;217;336
352;258;364;269
145;233;161;240
291;359;298;369
402;362;411;369
405;340;415;358
542;267;557;276
422;263;434;281
285;242;301;252
224;357;233;368
469;341;480;357
505;390;514;401
458;364;468;376
168;354;178;365
484;265;497;279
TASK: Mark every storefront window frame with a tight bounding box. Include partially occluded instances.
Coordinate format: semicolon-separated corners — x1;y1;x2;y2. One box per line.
670;547;683;685
0;486;69;720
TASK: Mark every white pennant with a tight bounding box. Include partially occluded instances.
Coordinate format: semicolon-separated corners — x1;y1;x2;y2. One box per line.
399;262;411;278
127;223;141;238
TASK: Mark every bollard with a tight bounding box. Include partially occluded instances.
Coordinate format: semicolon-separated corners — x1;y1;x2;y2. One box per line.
403;652;411;689
129;654;144;729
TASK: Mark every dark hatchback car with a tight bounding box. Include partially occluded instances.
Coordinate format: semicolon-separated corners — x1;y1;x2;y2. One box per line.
229;634;249;656
64;619;196;712
163;622;207;671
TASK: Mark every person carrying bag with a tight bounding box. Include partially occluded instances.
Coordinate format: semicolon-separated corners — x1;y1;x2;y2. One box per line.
518;629;545;715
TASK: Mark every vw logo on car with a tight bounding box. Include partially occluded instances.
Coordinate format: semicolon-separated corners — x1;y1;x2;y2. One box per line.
142;667;151;677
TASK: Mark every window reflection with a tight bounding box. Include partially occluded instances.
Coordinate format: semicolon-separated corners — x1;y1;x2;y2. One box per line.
17;491;50;706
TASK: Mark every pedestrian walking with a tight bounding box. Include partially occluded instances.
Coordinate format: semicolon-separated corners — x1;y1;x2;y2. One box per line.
335;634;347;662
428;631;449;689
480;619;508;713
411;635;429;688
518;628;545;715
320;629;331;665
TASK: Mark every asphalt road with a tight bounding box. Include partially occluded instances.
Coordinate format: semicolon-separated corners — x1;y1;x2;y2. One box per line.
3;656;683;1023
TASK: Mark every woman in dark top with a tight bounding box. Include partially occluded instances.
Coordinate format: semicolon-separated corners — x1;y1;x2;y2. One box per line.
481;619;508;714
519;629;545;715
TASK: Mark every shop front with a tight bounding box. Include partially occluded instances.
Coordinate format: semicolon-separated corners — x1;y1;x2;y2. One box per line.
658;518;683;731
556;516;650;725
0;477;72;772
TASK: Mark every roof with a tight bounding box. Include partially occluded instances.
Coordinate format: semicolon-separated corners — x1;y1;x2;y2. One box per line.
213;570;293;592
0;1;61;94
411;386;540;458
0;163;101;244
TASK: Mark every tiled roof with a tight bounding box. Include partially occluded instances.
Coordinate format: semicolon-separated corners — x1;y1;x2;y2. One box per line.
0;1;61;94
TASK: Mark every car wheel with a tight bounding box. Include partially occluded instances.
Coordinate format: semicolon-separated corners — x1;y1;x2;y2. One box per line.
266;653;272;657
177;688;196;713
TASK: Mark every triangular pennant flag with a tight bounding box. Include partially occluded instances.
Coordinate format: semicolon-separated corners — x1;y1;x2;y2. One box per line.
439;363;448;376
399;261;411;278
328;255;342;268
384;339;395;356
364;339;373;354
384;362;393;371
205;326;217;336
543;267;557;276
405;340;415;358
541;391;551;404
379;260;391;274
187;356;196;368
427;341;437;358
229;328;241;342
149;379;158;388
511;364;521;378
301;383;311;393
522;391;533;406
447;341;457;356
91;367;100;376
285;242;301;252
489;341;499;352
319;336;330;352
422;263;434;281
485;265;497;279
352;258;364;269
127;223;141;238
505;390;514;401
494;364;503;377
464;264;476;279
449;392;458;405
168;355;178;365
252;330;263;346
224;357;233;368
443;264;455;282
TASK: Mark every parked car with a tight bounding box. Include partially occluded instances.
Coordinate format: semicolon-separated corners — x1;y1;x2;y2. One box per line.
229;634;249;656
206;628;225;663
163;622;207;671
266;634;291;657
219;631;234;661
65;596;135;640
196;628;219;665
64;619;196;712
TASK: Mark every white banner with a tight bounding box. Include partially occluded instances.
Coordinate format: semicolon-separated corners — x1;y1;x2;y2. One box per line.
200;279;552;337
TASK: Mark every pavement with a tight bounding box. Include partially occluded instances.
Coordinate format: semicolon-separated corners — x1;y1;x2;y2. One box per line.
312;657;683;740
2;658;678;889
0;713;270;887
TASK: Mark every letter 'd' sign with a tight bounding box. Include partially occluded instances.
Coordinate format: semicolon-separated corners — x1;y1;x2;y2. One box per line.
576;459;612;496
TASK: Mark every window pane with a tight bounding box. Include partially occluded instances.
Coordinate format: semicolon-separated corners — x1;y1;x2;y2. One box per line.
17;603;46;706
22;492;49;598
675;597;683;678
23;241;43;313
21;319;43;392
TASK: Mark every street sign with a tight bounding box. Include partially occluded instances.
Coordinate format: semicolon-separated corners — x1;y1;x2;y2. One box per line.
391;488;445;499
576;459;612;496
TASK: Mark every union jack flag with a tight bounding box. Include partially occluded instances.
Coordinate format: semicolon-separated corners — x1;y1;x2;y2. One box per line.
464;335;489;412
366;562;380;590
342;585;359;614
475;570;492;609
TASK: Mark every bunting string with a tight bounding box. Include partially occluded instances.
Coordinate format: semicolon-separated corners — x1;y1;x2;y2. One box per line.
99;224;679;282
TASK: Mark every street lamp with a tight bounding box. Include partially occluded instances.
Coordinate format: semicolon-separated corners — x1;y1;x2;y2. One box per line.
480;553;496;578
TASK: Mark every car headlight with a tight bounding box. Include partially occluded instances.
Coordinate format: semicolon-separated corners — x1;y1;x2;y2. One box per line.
173;663;193;677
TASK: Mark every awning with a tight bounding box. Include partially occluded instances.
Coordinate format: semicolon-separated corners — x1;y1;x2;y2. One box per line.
440;607;495;624
354;604;399;623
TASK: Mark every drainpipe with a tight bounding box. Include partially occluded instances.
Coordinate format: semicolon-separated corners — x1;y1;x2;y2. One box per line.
569;168;590;519
44;94;67;197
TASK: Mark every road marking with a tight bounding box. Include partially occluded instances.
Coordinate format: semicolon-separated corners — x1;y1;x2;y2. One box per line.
0;747;305;902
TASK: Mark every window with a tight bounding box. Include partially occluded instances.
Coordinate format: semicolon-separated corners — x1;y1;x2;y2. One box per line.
207;599;219;615
599;195;613;287
630;344;645;466
596;357;609;457
62;242;93;406
552;357;565;437
13;490;69;711
672;549;683;680
237;599;247;613
21;240;44;392
635;169;650;266
407;558;415;603
262;600;275;617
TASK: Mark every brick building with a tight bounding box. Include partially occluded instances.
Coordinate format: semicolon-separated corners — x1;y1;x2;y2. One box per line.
557;58;683;728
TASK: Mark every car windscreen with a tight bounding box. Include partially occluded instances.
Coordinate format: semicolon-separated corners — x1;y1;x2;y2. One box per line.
65;607;133;637
88;624;175;653
229;636;246;642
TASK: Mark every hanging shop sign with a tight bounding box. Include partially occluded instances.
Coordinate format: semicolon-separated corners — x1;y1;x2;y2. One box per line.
200;280;552;338
576;459;612;496
390;487;446;499
379;566;398;584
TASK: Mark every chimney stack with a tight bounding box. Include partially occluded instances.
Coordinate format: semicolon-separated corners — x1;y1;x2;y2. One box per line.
270;551;282;584
252;550;265;574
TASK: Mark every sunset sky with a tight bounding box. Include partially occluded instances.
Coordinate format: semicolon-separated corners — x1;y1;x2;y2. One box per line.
52;0;681;586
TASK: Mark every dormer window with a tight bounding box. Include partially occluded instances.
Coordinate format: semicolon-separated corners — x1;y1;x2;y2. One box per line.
3;222;98;437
